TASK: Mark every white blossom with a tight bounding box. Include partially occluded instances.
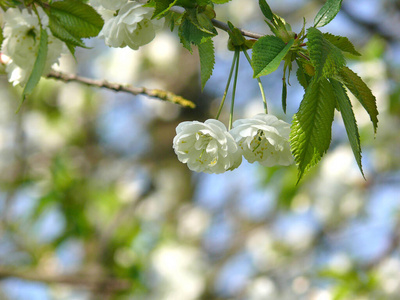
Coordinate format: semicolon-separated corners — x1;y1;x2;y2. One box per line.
1;8;64;86
173;119;242;174
98;2;163;50
230;114;294;167
91;0;128;11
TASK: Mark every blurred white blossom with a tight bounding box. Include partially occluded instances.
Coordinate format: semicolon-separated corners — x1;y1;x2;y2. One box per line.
230;114;293;166
377;258;400;294
98;1;163;50
173;119;242;174
1;8;64;86
245;277;277;300
152;245;205;300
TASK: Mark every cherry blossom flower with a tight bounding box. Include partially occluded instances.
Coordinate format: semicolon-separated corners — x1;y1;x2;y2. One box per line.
98;1;163;50
230;114;294;167
173;119;242;174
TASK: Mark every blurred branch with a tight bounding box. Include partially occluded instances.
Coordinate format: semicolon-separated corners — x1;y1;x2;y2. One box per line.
46;71;196;108
169;6;263;39
0;267;131;292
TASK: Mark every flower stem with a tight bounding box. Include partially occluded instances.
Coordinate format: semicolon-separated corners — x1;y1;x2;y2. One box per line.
229;49;240;130
242;48;268;114
216;50;238;120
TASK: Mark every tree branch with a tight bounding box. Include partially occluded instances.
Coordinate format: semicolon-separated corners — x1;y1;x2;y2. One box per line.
169;6;264;39
210;18;263;39
46;71;196;109
0;267;131;292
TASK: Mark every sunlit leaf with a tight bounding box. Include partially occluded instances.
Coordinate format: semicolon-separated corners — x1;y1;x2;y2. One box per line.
252;35;294;78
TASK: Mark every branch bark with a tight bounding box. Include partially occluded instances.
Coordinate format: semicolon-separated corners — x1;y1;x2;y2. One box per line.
46;71;196;109
0;267;131;292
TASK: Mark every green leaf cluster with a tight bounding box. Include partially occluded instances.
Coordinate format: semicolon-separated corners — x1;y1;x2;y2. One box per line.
291;26;378;180
251;0;377;180
173;5;217;89
252;1;301;112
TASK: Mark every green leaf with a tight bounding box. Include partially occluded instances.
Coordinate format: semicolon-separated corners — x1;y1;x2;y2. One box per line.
152;0;178;19
314;0;343;28
323;33;361;56
186;8;217;35
307;27;345;78
212;0;232;3
339;66;379;133
196;0;209;5
274;13;291;31
196;12;217;35
198;38;215;90
290;78;336;180
282;79;287;113
227;21;246;46
0;27;3;48
175;0;196;7
258;0;274;21
49;14;86;48
22;28;48;98
252;36;294;78
330;79;364;177
178;17;214;51
296;60;313;90
50;0;104;38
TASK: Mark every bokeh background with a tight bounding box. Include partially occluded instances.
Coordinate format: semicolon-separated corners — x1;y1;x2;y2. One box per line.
1;0;400;299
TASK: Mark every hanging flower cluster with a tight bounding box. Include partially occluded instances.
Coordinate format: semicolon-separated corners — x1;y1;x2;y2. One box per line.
0;0;376;180
1;7;65;86
173;114;294;174
0;1;164;88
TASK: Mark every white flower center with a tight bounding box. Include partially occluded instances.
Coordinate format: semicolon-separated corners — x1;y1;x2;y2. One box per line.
238;129;276;160
195;132;217;166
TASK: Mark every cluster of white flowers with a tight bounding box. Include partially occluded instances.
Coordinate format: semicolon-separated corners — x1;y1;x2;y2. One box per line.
92;0;163;50
173;114;294;174
0;7;65;86
0;1;163;87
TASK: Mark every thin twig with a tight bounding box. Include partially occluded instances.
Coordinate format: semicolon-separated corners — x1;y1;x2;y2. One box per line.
229;50;240;130
215;51;237;120
46;71;195;108
169;6;264;39
242;47;268;114
211;19;264;39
